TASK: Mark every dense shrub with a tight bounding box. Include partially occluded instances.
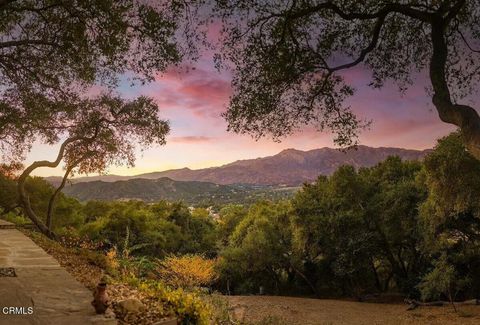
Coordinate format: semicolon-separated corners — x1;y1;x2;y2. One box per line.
137;281;212;325
155;255;218;289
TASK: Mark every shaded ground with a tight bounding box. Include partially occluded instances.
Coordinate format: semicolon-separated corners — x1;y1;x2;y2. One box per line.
226;295;480;325
0;221;114;325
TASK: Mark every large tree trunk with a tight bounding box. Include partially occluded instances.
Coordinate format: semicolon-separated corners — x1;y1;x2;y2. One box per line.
16;136;82;239
17;175;56;239
430;15;480;159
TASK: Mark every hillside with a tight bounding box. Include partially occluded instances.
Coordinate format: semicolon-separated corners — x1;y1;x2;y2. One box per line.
48;146;429;186
62;177;296;203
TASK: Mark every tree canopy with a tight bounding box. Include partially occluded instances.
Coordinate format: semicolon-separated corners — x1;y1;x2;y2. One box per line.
0;0;192;162
212;0;480;154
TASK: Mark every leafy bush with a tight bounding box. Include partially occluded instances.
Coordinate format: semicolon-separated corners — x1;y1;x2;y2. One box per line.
1;212;30;225
156;255;218;289
418;255;455;302
138;280;212;325
78;201;217;258
417;254;470;308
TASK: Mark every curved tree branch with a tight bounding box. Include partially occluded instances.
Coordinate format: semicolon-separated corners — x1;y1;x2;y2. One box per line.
457;29;480;53
429;9;480;158
46;165;73;231
0;39;57;49
328;14;387;72
17;132;97;238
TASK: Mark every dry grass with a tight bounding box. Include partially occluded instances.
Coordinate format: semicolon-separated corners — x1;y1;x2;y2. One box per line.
226;295;480;325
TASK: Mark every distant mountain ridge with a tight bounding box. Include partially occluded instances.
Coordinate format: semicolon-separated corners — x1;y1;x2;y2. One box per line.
62;177;250;203
46;146;430;187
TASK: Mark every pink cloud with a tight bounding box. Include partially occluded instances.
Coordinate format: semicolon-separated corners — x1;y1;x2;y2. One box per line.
170;136;215;143
149;65;231;119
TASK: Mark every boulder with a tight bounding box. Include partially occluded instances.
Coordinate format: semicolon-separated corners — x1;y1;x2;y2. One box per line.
117;298;145;314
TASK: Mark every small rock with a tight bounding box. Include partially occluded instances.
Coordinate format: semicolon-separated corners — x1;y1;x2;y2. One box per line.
117;298;145;314
90;314;118;325
104;308;116;319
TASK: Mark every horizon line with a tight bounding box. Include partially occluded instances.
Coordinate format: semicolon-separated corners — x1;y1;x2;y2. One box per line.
43;144;432;179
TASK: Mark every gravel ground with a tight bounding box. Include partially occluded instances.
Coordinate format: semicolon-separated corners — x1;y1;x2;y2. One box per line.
226;295;480;325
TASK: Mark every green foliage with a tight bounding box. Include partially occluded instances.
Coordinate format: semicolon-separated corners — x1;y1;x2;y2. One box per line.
65;132;474;302
420;133;480;223
1;212;30;225
290;157;426;296
0;172;17;213
0;174;85;229
137;281;212;325
8;132;480;305
78;200;217;258
217;204;248;245
218;201;296;294
418;254;456;302
419;133;480;298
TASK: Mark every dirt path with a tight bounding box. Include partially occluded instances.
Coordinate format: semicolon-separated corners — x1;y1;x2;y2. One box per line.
226;295;480;325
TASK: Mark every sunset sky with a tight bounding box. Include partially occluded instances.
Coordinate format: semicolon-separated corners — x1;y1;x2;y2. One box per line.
30;52;461;177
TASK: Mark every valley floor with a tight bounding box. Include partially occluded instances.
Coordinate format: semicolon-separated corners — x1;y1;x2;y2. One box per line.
226;295;480;325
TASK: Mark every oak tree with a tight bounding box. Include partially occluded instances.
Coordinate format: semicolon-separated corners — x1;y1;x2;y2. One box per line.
17;95;170;238
0;0;193;237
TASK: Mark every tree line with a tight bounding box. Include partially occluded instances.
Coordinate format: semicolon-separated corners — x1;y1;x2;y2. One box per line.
217;133;480;302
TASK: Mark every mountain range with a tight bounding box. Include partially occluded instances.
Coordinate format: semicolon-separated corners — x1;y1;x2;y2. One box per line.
47;145;430;187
